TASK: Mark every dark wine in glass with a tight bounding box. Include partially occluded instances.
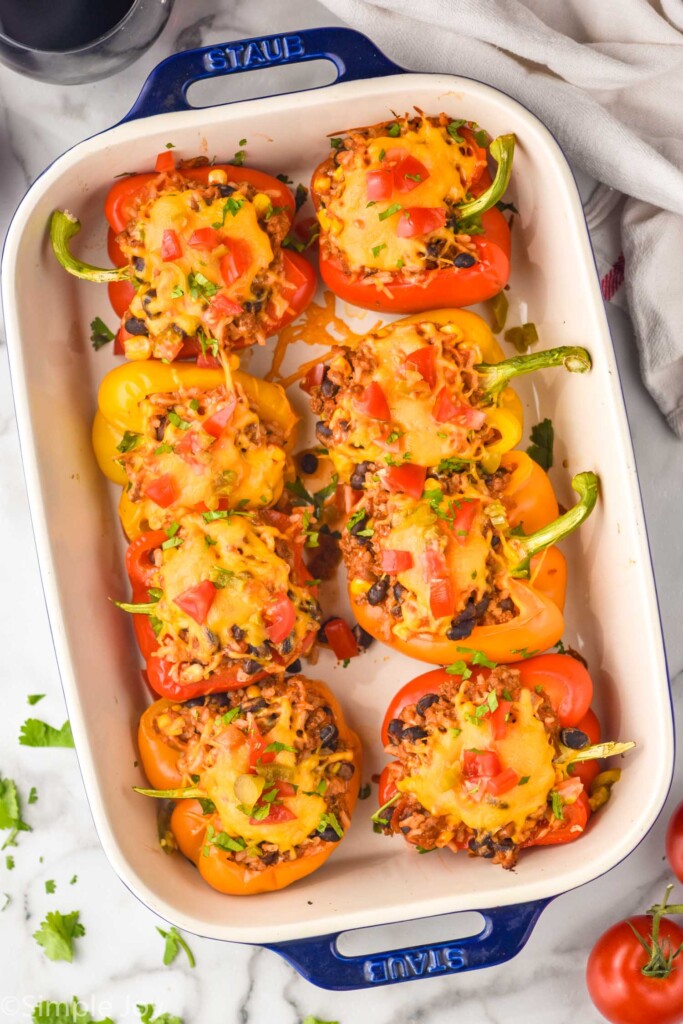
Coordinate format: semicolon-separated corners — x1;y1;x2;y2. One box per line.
0;0;135;50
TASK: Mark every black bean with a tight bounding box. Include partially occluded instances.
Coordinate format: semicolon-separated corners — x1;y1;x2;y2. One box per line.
217;184;236;197
453;252;477;268
300;453;318;475
155;416;167;441
390;604;403;619
242;697;267;714
182;695;209;709
171;323;187;337
338;419;351;432
480;846;496;859
320;724;339;750
261;850;279;865
367;577;389;606
285;659;302;675
315;421;333;440
474;595;490;618
243;659;262;675
499;597;515;612
350;461;371;490
560;728;590;750
320;375;339;399
446;618;475;641
124;317;148;336
133;257;145;273
317;826;342;843
336;762;355;779
402;726;428;743
400;826;411;835
426;240;442;258
247;643;270;659
416;693;440;716
142;289;157;310
351;623;374;650
231;624;245;642
349;513;370;537
387;718;404;743
243;299;265;314
280;636;293;655
493;837;515;851
491;535;501;548
393;582;407;602
204;629;219;648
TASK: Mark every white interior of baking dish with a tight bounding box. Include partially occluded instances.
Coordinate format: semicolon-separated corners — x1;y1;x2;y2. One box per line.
2;72;672;945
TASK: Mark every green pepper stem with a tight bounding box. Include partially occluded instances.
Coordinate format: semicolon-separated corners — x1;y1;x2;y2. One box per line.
50;210;131;283
133;786;204;800
456;134;515;221
511;471;599;573
555;740;635;765
476;346;592;402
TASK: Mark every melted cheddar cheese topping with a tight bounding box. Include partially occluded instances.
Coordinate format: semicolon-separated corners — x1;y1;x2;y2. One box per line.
323;320;496;476
118;375;290;537
400;688;557;840
319;120;483;273
151;513;319;679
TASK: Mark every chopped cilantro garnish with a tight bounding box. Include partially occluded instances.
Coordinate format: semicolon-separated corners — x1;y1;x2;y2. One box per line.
154;443;173;455
212;831;247;853
222;707;241;725
264;741;295;754
171;285;184;298
396;258;404;269
447;119;468;143
27;694;45;706
45;879;56;894
445;661;472;680
188;270;219;300
116;430;142;454
456;647;498;670
518;776;530;786
167;409;190;430
157;924;196;968
378;202;402;222
317;811;344;838
33;909;85;962
211;568;236;589
371;243;387;258
386;123;401;137
90;316;115;351
449;728;462;738
232;149;246;166
5;855;14;869
295;183;308;211
161;536;183;550
211;196;245;228
551;791;565;820
28;787;38;805
436;457;468;474
526;417;554;470
330;137;343;150
277;173;293;184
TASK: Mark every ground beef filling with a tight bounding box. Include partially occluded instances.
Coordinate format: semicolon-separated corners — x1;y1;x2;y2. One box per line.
341;473;518;641
381;670;560;869
153;676;356;871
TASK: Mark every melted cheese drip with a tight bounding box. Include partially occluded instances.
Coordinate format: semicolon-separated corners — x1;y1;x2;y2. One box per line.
126;190;274;339
381;492;490;640
400;688;556;840
326;122;481;272
201;698;327;852
153;513;317;668
327;321;484;475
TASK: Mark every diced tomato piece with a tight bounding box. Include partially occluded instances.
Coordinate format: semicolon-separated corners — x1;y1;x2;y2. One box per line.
366;169;394;201
248;729;276;768
220;239;252;286
384;463;427;499
393;156;430;194
143;474;179;509
354;381;391;421
423;548;447;578
380;549;414;573
429;578;455;619
209;293;244;318
264;593;296;644
173;580;217;625
450;498;480;544
463;749;502;779
489;700;512;740
324;618;360;661
273;780;297;798
301;362;325;394
250;802;297;826
155;151;175;173
555;776;585;803
335;483;363;515
188;227;222;250
161;229;182;261
196;352;220;368
396;207;446;238
486;768;519;796
433;388;486;427
203;393;237;438
405;346;436;388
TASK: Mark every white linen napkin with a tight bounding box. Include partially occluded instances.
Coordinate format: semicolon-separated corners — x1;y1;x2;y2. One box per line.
317;0;683;434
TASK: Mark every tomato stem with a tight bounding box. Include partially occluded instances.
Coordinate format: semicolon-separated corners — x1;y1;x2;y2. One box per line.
476;346;592;402
456;134;515;221
631;885;683;978
50;210;131;283
510;472;599;574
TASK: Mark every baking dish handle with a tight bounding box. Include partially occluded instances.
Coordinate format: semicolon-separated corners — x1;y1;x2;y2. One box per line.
264;898;552;991
121;27;404;123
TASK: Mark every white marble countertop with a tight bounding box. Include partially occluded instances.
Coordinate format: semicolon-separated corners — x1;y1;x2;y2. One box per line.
1;2;682;1021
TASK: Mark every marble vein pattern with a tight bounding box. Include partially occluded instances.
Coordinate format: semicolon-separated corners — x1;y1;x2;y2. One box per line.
0;2;681;1022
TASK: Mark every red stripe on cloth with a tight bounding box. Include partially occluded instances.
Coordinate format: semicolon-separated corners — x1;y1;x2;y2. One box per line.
600;253;625;301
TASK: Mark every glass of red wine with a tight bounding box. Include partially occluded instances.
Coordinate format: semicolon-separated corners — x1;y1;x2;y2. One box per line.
0;0;174;84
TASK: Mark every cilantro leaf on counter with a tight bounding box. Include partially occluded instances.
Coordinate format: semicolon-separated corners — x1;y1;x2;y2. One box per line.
302;1017;340;1024
156;925;196;968
45;879;56;894
29;787;38;804
137;1005;184;1024
90;316;115;351
27;694;46;705
0;776;31;848
19;718;75;748
33;909;85;962
526;417;554;471
32;997;114;1024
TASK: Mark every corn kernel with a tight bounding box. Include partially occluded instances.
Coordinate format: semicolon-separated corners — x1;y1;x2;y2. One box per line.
125;336;153;360
246;684;261;698
317;210;331;231
330;218;344;236
333;165;344;181
208;168;228;185
350;578;371;596
313;175;330;193
253;192;272;216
